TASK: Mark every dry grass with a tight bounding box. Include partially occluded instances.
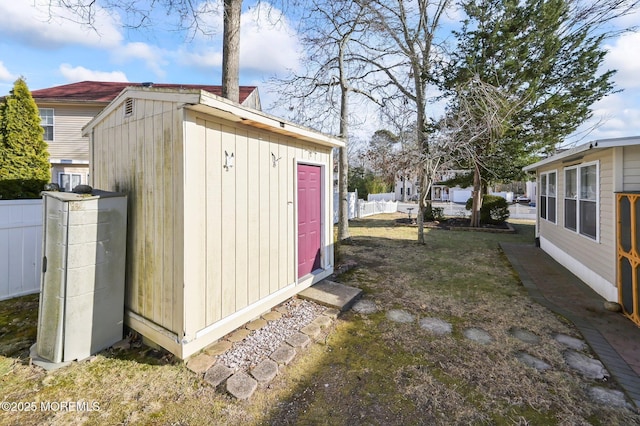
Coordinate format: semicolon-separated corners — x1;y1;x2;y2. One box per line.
1;213;639;425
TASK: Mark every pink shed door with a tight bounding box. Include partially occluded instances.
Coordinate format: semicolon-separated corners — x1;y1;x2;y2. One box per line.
298;164;322;278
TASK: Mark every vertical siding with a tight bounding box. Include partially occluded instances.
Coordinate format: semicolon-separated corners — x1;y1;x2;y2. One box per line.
623;145;640;191
91;98;183;335
539;150;616;284
183;112;331;334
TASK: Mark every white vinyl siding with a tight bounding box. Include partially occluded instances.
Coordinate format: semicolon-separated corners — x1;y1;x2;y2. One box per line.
36;103;104;162
623;145;640;191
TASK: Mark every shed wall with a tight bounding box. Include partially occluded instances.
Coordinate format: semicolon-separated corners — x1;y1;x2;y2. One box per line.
537;149;616;296
90;97;185;337
182;111;332;338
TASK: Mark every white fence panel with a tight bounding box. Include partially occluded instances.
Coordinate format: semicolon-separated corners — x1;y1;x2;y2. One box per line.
333;191;358;224
0;199;42;300
357;200;398;218
367;192;396;202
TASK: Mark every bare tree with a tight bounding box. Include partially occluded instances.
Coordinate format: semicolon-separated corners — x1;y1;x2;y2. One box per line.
270;0;382;242
443;77;523;227
355;0;452;244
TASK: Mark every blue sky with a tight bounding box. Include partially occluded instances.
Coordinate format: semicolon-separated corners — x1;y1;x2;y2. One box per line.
0;0;639;145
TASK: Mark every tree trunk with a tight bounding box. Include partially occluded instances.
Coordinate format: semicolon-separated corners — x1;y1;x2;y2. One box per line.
470;162;482;227
222;0;241;103
337;146;350;241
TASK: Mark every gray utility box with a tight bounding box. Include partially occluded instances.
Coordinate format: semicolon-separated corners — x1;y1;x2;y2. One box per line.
36;190;127;363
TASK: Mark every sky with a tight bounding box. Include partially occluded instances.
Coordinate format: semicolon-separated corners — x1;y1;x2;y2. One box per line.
0;0;639;147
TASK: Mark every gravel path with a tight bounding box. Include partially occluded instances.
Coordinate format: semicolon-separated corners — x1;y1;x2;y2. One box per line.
217;299;326;370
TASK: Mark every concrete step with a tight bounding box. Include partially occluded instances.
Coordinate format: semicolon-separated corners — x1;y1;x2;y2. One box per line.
298;280;362;312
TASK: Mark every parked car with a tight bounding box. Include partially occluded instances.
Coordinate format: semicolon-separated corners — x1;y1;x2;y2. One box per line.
515;195;531;204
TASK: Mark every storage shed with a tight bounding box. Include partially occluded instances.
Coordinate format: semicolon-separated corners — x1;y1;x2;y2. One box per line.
523;136;640;325
82;87;344;359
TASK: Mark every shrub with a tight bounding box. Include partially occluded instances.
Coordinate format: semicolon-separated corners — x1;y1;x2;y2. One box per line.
0;78;50;199
465;194;510;225
424;204;445;221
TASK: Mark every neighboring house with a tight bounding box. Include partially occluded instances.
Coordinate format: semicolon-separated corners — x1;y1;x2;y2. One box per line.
82;86;343;359
523;136;640;325
31;81;260;192
395;176;418;201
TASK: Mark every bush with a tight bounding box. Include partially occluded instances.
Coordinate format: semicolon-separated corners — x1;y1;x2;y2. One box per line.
465;194;510;225
424;204;445;221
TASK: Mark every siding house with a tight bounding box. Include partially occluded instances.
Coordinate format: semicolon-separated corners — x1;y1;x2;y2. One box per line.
523;136;640;325
31;81;260;191
82;86;344;359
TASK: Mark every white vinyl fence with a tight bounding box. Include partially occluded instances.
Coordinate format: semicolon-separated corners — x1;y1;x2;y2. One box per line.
0;199;42;300
358;199;398;218
333;191;358;224
367;192;396;202
333;192;399;223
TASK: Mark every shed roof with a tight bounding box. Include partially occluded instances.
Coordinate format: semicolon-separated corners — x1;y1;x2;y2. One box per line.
82;86;345;149
31;81;258;104
523;136;640;172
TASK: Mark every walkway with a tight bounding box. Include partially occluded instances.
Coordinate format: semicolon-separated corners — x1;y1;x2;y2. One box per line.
501;242;640;408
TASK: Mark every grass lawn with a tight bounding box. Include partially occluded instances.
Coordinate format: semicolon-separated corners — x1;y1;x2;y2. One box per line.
1;213;638;425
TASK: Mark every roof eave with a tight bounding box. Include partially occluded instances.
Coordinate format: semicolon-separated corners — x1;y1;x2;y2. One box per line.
523;136;640;173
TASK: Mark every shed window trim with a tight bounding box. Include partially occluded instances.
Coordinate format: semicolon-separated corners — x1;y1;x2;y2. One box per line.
563;161;599;241
540;170;557;224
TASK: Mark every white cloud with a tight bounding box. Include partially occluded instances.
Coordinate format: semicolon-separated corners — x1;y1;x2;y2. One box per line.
59;64;128;82
112;42;168;79
0;61;16;82
0;0;122;49
240;4;302;73
570;90;640;142
177;1;301;75
605;32;640;89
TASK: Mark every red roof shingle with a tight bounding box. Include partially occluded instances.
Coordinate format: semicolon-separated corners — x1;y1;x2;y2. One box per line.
31;81;257;104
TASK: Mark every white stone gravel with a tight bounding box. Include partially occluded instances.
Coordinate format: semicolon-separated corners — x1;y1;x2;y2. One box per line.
217;299;326;371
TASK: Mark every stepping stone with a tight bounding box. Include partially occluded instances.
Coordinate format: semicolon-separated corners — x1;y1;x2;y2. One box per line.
227;329;251;342
246;319;267;331
419;318;453;335
312;315;332;328
205;340;232;356
226;372;258;400
286;332;311;349
588;386;630;408
323;308;340;319
352;300;378;314
463;328;493;345
554;333;586;351
563;350;609;380
270;345;296;365
386;309;415;323
299;280;363;311
515;351;551;371
204;364;233;387
509;327;540;344
262;311;282;321
275;305;290;314
186;353;216;375
301;323;321;339
250;359;278;384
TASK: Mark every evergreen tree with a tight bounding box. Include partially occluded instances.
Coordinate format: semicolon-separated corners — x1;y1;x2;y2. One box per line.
0;78;50;199
441;0;616;185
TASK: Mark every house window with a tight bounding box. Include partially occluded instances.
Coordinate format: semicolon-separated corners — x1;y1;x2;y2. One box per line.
59;173;82;192
39;108;54;141
540;171;556;223
563;162;598;240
